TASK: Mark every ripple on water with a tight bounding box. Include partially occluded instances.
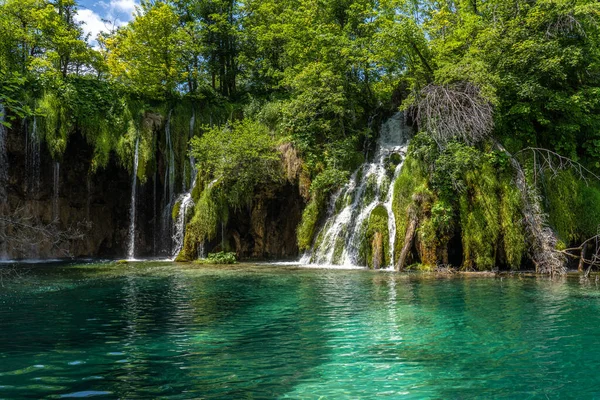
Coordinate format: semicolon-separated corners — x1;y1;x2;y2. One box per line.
2;263;600;398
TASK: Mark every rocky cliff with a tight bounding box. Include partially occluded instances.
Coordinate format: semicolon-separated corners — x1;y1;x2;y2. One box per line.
0;122;304;261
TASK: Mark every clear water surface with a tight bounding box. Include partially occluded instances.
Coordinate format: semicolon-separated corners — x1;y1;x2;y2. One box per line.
0;261;599;399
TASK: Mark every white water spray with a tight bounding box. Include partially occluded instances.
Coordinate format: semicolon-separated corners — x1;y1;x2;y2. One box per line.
171;192;194;259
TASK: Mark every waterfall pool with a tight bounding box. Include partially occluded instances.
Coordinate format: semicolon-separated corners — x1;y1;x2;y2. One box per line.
0;261;599;398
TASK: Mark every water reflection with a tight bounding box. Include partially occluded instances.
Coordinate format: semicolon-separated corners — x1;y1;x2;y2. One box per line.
1;264;600;398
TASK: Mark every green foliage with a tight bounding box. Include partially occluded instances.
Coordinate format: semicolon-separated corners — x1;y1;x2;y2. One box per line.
361;205;390;269
187;186;229;246
544;171;600;243
38;91;71;159
3;0;600;268
393;136;526;270
391;154;428;263
297;197;324;251
195;252;237;265
191;119;283;208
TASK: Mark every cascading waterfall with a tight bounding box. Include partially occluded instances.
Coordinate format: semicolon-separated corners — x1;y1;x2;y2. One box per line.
171;112;198;259
0;103;7;204
306;112;411;268
52;162;60;221
171;192;194;259
127;137;140;260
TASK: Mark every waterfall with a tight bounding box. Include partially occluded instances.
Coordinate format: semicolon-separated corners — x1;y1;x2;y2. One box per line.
127;137;140;260
165;110;175;206
160;110;175;255
171;192;194;259
170;111;198;260
198;242;206;259
0;103;7;204
189;109;197;188
52;162;60;221
306;112;411;267
27;117;41;195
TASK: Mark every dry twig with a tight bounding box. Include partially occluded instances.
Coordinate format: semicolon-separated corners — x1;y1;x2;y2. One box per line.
414;82;494;147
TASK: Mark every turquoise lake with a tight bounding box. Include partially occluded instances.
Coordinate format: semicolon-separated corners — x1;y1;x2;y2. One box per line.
1;261;599;399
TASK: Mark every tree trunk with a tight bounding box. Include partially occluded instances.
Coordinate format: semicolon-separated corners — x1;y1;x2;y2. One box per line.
372;232;383;270
579;243;588;272
397;215;418;271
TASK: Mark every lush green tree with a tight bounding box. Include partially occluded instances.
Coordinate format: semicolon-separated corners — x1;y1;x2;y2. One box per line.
104;2;187;99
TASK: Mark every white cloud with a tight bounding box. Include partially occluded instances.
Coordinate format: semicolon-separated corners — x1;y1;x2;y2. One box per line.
111;0;137;15
75;9;108;43
75;8;129;47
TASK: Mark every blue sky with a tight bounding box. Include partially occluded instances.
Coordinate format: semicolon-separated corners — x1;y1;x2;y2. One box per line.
74;0;140;44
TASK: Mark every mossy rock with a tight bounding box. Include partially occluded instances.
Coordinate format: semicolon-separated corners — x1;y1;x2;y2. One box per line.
385;153;403;178
171;200;182;222
297;197;324;251
359;205;390;269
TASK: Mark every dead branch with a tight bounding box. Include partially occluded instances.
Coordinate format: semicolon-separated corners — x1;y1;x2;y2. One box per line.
414;82;494;147
546;12;586;38
560;229;600;277
0;205;87;258
516;147;600;185
496;142;567;275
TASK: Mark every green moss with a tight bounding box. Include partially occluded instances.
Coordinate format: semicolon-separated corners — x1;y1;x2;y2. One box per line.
391;155;428;264
391;136;526;271
194;252;237;265
460;163;501;270
544;170;579;242
178;186;229;261
576;183;600;239
499;176;526;269
543;171;600;245
332;235;346;265
297;197;324;251
172;200;181;222
360;205;390;269
362;174;379;207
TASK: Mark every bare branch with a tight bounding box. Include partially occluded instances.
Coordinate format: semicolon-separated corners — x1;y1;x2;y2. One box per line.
516;147;600;185
414;82;494;147
495;142;567;275
0;205;87;258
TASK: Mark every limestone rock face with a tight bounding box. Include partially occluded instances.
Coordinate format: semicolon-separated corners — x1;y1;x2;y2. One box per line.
0;125;155;260
1;123;304;261
227;183;304;260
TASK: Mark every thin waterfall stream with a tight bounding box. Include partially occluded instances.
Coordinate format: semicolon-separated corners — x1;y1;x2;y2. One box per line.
52;162;60;222
171;112;197;260
127;137;140;260
0;103;7;204
305;112;411;268
27;116;41;195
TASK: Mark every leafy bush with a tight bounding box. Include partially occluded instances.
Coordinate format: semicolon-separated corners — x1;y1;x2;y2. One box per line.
196;252;237;265
191;119;283;209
